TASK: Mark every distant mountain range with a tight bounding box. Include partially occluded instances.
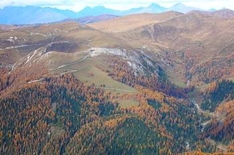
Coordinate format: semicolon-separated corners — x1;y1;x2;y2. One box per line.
0;3;219;25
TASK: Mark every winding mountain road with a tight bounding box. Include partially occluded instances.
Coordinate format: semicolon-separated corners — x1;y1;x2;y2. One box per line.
191;99;228;152
57;55;90;69
96;87;135;93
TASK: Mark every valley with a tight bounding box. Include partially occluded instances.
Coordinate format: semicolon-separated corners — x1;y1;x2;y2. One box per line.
0;9;234;155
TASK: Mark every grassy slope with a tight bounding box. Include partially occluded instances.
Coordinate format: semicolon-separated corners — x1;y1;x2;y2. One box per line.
89;11;182;33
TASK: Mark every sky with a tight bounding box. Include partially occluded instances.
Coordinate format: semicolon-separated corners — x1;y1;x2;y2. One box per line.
0;0;233;11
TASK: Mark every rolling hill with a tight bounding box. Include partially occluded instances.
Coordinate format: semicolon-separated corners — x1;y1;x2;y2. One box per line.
90;10;234;86
75;14;119;24
88;11;183;33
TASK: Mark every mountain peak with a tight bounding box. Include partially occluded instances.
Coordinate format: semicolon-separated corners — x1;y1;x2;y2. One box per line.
149;3;161;7
83;6;106;10
83;6;91;9
138;3;165;13
173;3;185;7
169;3;200;13
148;3;165;9
212;8;234;18
94;5;107;9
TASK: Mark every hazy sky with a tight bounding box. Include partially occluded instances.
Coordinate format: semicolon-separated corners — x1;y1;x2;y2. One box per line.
0;0;233;11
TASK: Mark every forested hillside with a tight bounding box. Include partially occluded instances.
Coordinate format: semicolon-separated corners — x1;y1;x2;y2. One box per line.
1;10;234;154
